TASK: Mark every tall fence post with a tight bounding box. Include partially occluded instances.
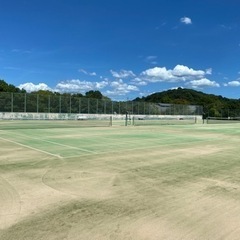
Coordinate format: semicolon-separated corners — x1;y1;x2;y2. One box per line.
79;98;81;113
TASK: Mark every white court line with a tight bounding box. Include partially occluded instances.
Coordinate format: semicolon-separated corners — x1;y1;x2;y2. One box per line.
61;137;221;159
1;131;96;154
0;136;62;158
40;139;97;154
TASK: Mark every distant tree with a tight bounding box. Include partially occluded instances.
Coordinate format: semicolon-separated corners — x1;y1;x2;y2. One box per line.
85;90;103;99
0;79;25;93
0;80;8;92
32;90;55;95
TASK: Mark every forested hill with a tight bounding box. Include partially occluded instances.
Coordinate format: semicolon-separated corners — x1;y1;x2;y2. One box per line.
134;88;240;116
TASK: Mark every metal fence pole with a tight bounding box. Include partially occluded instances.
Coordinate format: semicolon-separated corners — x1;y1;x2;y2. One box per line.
48;95;50;113
96;99;98;114
11;93;13;112
24;93;27;112
59;95;61;113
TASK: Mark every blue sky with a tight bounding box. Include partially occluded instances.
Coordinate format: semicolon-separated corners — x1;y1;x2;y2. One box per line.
1;0;240;100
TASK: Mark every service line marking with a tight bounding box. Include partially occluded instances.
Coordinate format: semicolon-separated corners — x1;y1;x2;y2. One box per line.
39;139;97;154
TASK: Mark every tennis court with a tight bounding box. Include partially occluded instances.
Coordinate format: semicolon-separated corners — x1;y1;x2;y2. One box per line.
1;120;240;239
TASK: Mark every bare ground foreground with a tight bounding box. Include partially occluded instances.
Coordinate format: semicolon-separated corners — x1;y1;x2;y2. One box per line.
1;122;240;239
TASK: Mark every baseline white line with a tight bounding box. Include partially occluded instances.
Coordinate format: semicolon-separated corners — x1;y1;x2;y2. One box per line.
0;136;62;158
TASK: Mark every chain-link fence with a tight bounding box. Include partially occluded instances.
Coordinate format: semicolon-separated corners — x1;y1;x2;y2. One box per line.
0;92;203;116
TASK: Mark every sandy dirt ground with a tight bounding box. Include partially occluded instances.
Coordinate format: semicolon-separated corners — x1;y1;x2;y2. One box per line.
1;124;240;239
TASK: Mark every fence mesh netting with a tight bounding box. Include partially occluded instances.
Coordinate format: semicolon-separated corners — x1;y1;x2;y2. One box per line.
0;92;203;115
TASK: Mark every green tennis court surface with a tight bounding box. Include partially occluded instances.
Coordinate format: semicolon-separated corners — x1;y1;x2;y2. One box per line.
1;121;240;239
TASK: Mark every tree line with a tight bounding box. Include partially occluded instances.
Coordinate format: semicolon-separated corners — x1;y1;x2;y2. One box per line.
134;87;240;118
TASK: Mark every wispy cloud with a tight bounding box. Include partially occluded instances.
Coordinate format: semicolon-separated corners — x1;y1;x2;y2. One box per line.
145;56;158;65
131;77;148;86
55;80;93;92
11;49;32;54
110;69;136;78
78;69;97;76
106;79;139;96
4;66;21;71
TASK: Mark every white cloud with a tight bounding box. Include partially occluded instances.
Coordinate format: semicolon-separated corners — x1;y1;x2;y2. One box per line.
18;78;139;99
110;69;136;78
107;79;139;96
224;81;240;87
18;82;51;92
180;17;192;25
188;78;220;88
95;81;108;89
131;77;148;86
55;79;109;92
55;79;93;93
172;65;205;78
141;65;206;82
141;66;174;82
17;63;219;99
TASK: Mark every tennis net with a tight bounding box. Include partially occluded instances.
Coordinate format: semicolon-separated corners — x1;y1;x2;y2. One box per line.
0;118;112;130
132;116;196;126
207;117;240;124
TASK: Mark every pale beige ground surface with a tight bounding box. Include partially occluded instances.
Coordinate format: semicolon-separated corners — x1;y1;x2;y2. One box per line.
1;123;240;239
